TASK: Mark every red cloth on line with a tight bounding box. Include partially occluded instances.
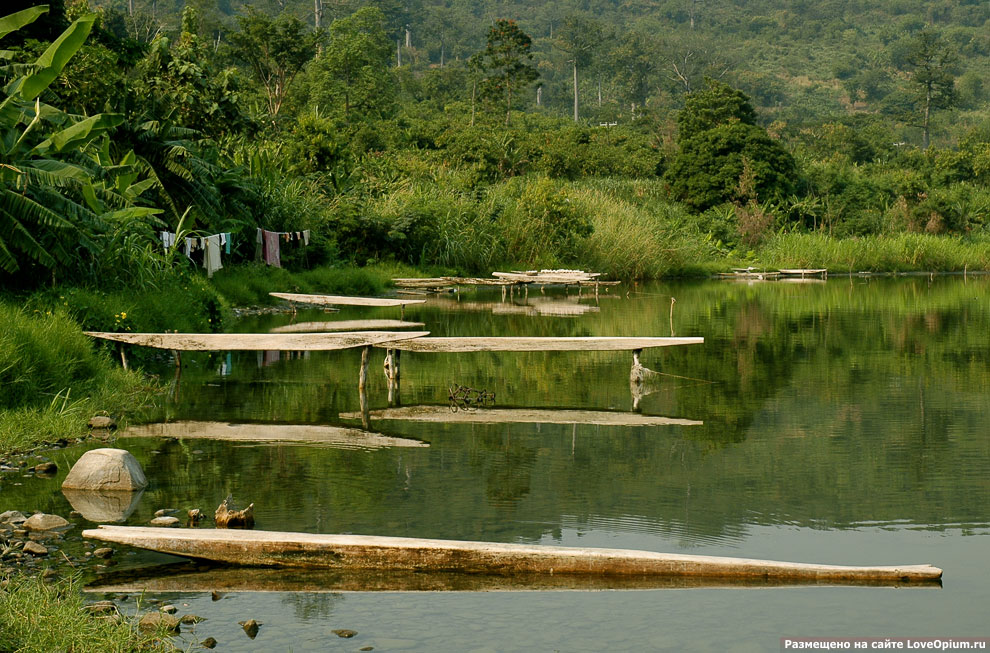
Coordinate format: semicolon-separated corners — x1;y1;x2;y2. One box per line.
262;229;281;267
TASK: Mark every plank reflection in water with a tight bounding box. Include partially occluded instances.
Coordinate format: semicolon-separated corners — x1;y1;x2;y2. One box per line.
339;406;702;427
86;564;941;593
121;421;429;450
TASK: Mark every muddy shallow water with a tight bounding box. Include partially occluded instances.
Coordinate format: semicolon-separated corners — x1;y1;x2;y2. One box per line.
2;277;989;651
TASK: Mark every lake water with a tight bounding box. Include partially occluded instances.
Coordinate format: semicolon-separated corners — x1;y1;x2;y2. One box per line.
3;277;989;651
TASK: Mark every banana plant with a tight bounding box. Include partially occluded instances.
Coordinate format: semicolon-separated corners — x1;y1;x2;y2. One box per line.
0;6;156;278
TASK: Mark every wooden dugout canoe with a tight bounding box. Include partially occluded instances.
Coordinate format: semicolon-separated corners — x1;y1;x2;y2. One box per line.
340;406;702;427
269;292;426;307
269;320;425;333
82;526;943;583
121;421;429;450
373;336;704;353
84;331;429;351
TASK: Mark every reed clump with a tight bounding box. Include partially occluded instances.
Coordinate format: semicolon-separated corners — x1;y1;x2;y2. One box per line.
759;232;990;272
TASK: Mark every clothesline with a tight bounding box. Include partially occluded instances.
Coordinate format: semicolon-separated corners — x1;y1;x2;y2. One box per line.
159;231;232;278
257;228;310;268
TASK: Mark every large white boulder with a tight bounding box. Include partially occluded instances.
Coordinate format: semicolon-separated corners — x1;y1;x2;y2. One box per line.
61;448;148;491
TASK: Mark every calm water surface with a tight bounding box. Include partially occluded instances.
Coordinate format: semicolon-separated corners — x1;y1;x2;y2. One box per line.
3;277;989;651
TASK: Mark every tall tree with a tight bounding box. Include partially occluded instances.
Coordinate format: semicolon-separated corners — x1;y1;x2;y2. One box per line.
476;19;538;126
309;6;394;120
904;28;958;150
228;9;324;118
556;15;603;122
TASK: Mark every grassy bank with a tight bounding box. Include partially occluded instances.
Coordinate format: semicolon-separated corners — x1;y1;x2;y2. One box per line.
0;305;160;454
0;575;170;652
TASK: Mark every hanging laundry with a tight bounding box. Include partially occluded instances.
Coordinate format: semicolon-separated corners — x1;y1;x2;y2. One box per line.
262;229;281;267
160;231;176;251
203;234;223;278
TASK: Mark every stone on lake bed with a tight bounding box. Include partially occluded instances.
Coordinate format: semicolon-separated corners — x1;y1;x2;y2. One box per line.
201;637;218;649
23;541;48;556
23;513;71;532
93;547;114;559
150;516;180;526
333;629;358;638
61;449;147;491
161;604;177;614
88;416;116;429
34;462;57;475
240;619;261;638
180;614;204;624
0;511;27;524
138;612;180;632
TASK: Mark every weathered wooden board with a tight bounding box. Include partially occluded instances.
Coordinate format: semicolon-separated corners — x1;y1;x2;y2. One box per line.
374;336;704;353
340;406;702;427
270;292;426;307
778;269;828;275
84;331;429;351
82;526;942;582
121;421;429;449
269;320;425;334
84;565;936;593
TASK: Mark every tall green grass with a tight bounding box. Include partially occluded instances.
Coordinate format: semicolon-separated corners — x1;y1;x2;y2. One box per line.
0;575;171;652
0;305;157;453
758;232;990;271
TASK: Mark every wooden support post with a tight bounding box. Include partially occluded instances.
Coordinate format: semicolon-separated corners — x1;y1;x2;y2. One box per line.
359;346;370;429
359;346;370;392
501;285;507;302
119;345;128;371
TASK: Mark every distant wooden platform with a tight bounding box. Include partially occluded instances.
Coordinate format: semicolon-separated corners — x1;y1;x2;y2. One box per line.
121;421;428;449
82;526;943;582
270;320;425;334
393;270;620;290
778;268;828;277
270;292;426;307
84;331;429;351
425;298;600;317
340;406;702;427
374;336;704;353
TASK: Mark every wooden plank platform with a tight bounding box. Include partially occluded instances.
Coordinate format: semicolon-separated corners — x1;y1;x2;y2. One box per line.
85;565;939;593
374;336;703;353
84;331;429;351
121;421;429;449
82;526;942;582
270;320;425;334
270;292;426;307
339;406;702;427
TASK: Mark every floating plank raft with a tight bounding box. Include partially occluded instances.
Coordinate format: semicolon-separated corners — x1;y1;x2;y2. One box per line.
82;526;942;583
270;320;425;334
84;331;429;351
86;565;938;593
270;292;426;308
340;406;702;427
121;421;429;450
373;336;703;353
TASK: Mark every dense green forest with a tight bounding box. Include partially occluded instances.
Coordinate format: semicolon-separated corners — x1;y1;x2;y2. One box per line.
1;0;989;297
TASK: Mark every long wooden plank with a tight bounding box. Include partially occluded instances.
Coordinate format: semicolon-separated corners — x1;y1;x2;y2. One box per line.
270;320;425;334
340;406;702;427
84;331;429;351
85;566;937;593
121;421;429;449
270;292;426;307
375;336;703;353
82;526;942;582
